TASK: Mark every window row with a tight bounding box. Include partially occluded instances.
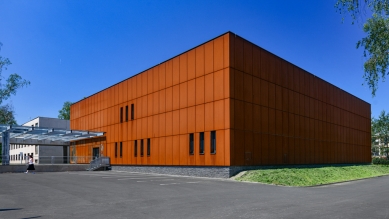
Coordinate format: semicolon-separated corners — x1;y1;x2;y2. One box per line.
120;104;135;123
189;131;216;155
114;131;216;158
10;153;34;161
10;144;33;150
134;139;151;157
114;139;151;158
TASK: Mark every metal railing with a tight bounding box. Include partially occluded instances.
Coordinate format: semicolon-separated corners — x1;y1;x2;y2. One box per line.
38;156;93;164
89;157;110;171
0;155;9;165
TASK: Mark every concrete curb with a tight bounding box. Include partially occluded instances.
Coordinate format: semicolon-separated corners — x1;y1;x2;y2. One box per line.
0;164;89;173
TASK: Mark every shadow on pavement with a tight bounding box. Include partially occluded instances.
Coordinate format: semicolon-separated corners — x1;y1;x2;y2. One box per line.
0;208;22;212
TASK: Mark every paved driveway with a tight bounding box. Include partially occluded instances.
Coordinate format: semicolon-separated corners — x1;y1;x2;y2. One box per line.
0;171;388;219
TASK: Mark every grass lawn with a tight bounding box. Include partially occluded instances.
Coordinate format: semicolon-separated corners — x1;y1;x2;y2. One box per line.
236;165;389;186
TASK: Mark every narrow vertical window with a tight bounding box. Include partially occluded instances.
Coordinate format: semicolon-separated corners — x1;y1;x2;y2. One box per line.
115;142;118;158
147;138;150;156
140;139;144;156
211;131;216;154
131;104;134;120
199;132;204;155
120;142;123;158
134;140;137;157
189;133;194;155
120;107;123;123
125;105;129;121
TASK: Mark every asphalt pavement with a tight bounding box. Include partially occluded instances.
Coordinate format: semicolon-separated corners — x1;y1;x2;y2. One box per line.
0;170;388;219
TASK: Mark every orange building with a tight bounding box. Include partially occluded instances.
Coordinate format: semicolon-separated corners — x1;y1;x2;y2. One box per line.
70;32;371;177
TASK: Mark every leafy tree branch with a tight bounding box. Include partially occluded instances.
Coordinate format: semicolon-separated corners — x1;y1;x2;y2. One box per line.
336;0;389;96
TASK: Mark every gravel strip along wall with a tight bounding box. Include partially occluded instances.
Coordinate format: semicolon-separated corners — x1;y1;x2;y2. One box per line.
112;166;263;178
113;164;371;178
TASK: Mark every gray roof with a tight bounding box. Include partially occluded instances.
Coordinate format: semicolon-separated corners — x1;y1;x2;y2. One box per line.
0;125;104;146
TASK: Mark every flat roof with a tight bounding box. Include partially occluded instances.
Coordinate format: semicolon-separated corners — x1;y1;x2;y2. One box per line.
0;125;104;145
72;31;370;106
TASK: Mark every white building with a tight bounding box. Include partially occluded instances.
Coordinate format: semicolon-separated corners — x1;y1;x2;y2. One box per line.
9;117;70;164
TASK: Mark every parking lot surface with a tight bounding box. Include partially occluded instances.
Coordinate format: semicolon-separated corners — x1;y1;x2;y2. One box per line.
1;171;388;219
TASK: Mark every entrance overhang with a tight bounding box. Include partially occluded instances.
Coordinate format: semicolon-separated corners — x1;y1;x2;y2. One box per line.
0;124;104;165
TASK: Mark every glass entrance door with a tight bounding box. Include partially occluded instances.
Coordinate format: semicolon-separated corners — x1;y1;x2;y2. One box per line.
92;147;100;160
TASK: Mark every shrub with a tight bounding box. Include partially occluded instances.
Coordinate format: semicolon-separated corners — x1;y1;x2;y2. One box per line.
372;157;389;165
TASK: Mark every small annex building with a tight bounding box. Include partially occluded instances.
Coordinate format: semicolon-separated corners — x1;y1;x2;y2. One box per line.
70;32;371;177
9;117;70;164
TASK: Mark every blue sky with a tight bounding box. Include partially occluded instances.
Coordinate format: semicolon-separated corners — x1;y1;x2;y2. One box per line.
0;0;387;124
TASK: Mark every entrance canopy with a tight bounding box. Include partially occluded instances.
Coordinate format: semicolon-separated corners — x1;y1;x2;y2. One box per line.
1;125;104;165
0;125;104;146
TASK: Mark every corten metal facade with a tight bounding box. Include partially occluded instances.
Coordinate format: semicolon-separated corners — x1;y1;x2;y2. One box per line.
70;32;371;167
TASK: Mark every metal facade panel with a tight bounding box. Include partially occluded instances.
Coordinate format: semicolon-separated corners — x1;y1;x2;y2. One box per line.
243;73;253;103
223;33;230;69
195;76;205;105
195;104;205;132
214;70;224;101
187;79;196;107
159;113;166;137
179;82;188;109
234;100;244;130
158;89;166;113
187;106;196;133
223;68;230;99
214;36;224;72
234;70;244;101
159;137;166;165
260;50;269;81
179;53;188;83
253;76;261;105
172;57;180;86
204;102;214;132
252;46;261;78
224;99;231;129
187;49;196;81
260;79;269;107
204;73;214;103
234;36;244;73
204;41;214;74
179;108;188;135
233;129;245;166
244;102;253;131
243;40;253;75
165;111;173;136
275;85;282;110
165;136;173;165
172;110;179;135
215;129;225;166
166;60;173;88
195;45;205;77
165;87;172;112
172;85;180;111
179;134;188;165
244;131;253;165
214;100;225;130
253;104;261;133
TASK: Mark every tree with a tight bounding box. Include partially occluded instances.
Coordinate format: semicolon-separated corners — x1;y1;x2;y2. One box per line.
58;101;72;120
335;0;389;96
0;42;30;105
0;42;30;124
371;110;389;157
0;104;17;125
